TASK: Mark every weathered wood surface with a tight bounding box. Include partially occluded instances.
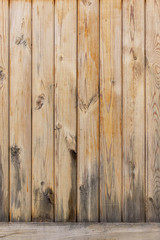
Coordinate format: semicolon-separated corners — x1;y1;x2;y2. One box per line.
123;0;145;222
0;0;9;221
10;0;31;221
32;0;54;221
55;0;77;222
1;0;160;223
146;0;160;222
100;0;122;222
77;0;100;222
0;223;160;240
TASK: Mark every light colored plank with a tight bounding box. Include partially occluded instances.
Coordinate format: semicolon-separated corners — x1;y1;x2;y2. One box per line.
55;0;77;221
123;0;145;222
0;223;160;240
0;0;8;221
77;0;99;221
10;0;31;221
100;0;122;222
146;0;160;221
32;0;54;222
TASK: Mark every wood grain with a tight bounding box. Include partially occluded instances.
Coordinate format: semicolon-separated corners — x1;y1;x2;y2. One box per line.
55;0;77;221
146;0;160;222
0;223;160;240
123;0;145;222
10;0;31;221
32;0;54;222
0;0;9;221
77;0;99;221
100;0;122;222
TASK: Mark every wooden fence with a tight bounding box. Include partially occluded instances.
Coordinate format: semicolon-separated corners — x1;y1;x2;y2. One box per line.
0;0;159;223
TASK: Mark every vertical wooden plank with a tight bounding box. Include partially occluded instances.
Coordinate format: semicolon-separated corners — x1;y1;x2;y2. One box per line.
10;0;31;221
146;0;160;222
32;0;54;221
55;0;77;221
77;0;99;221
123;0;145;222
0;0;8;221
100;0;122;222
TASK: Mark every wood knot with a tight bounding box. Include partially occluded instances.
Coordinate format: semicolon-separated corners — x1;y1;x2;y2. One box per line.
59;55;64;61
65;134;76;160
82;0;92;6
35;94;45;110
79;94;98;113
55;122;62;130
15;34;27;47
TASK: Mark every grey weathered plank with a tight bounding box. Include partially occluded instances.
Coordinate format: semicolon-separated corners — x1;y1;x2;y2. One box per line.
0;223;160;240
0;0;9;221
10;0;31;221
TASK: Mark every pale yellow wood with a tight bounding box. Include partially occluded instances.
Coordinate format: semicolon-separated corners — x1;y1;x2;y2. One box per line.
32;0;54;222
0;0;8;221
10;0;31;221
0;223;160;240
77;0;99;221
123;0;145;221
55;0;77;221
146;0;160;221
100;0;122;222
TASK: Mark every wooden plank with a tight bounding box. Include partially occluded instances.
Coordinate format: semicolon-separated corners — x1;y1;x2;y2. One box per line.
0;0;8;221
0;223;160;240
146;0;160;221
55;0;77;221
123;0;145;222
10;0;31;221
32;0;54;222
100;0;122;222
77;0;99;221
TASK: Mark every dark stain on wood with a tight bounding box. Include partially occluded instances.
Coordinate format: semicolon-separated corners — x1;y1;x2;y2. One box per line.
0;146;6;221
33;186;54;222
35;94;45;110
79;180;89;221
15;34;27;47
67;144;77;222
0;67;5;90
124;136;145;222
43;188;54;206
11;145;22;197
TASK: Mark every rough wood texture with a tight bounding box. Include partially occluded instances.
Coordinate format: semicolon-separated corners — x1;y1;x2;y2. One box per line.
77;0;100;222
32;0;54;222
55;0;77;221
123;0;145;222
0;0;8;221
0;223;160;240
10;0;31;221
100;0;122;222
146;0;160;222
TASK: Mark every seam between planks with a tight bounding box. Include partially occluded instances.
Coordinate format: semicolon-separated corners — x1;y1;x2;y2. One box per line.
121;0;124;223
